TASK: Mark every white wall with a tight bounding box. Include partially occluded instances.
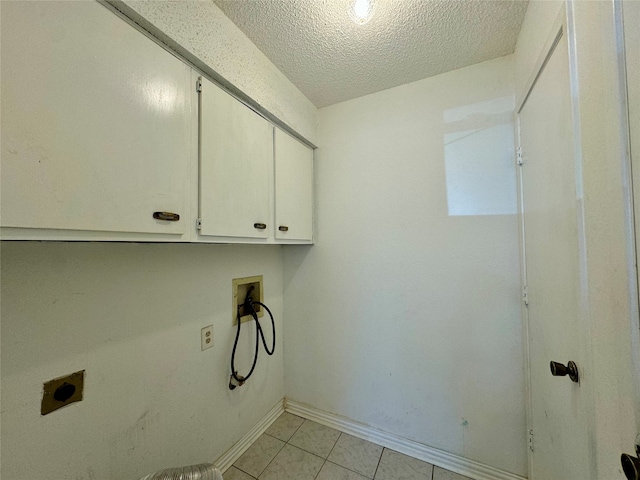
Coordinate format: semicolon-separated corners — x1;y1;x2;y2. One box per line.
513;0;564;98
1;242;284;480
110;0;319;145
283;55;526;476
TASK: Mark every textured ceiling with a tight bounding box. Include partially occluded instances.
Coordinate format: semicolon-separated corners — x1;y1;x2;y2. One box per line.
213;0;529;108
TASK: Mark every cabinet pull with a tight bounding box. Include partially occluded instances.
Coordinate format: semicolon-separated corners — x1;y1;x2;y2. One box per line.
278;226;289;232
254;223;267;230
153;211;180;222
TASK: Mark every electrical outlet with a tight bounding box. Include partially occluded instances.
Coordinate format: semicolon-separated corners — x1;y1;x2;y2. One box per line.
201;325;213;351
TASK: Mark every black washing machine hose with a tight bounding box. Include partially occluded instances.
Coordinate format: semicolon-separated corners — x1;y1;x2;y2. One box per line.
229;286;275;389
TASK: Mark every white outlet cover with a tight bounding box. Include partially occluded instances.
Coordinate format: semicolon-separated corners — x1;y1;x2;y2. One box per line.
201;325;214;351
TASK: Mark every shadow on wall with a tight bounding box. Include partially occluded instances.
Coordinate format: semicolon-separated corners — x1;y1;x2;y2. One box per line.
444;96;516;216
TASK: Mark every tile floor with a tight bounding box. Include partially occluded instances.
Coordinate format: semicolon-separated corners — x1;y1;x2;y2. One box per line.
224;413;472;480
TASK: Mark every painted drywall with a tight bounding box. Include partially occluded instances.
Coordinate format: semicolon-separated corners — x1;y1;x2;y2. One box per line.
110;0;318;145
283;55;526;476
513;0;564;99
1;242;284;480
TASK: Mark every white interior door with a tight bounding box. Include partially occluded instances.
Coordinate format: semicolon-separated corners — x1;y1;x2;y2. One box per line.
517;21;594;480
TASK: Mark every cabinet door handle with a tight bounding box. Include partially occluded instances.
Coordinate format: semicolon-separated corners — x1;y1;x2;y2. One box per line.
278;226;289;232
254;223;267;230
153;211;180;222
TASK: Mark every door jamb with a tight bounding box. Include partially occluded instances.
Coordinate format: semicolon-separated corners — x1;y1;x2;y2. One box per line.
617;0;640;429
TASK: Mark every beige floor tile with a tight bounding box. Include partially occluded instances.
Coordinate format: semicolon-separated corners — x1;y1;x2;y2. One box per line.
288;419;341;458
327;433;383;478
258;444;324;480
374;449;433;480
265;413;305;442
224;466;256;480
316;461;371;480
233;434;285;478
433;466;473;480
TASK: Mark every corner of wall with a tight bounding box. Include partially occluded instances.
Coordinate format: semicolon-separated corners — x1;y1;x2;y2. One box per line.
514;0;564;98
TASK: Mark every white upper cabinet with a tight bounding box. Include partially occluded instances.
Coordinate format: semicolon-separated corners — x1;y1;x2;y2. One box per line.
198;77;274;241
1;2;313;244
275;129;314;242
0;1;191;241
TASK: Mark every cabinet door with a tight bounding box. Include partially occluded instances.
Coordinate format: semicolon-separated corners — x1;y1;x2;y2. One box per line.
275;129;313;242
0;1;191;240
199;77;273;239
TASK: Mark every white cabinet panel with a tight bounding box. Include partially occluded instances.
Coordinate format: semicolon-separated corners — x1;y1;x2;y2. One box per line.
274;129;313;242
199;77;273;239
1;1;191;239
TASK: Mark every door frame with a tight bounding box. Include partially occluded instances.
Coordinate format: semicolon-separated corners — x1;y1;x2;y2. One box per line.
516;1;640;478
514;9;596;479
620;0;640;430
565;0;640;474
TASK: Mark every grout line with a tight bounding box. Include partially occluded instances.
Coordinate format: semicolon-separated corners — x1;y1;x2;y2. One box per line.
251;415;474;480
285;443;331;460
286;417;305;440
285;401;515;480
322;433;377;479
281;428;327;480
283;442;326;461
264;415;330;479
284;420;341;460
326;431;341;461
233;464;257;479
372;447;385;479
312;459;327;480
241;413;472;480
324;460;375;479
242;423;451;480
256;440;286;478
230;466;258;479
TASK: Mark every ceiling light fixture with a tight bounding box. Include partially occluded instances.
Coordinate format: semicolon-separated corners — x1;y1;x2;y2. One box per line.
348;0;375;25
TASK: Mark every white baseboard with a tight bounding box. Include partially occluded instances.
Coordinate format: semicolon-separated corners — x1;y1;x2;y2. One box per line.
285;399;527;480
214;399;284;474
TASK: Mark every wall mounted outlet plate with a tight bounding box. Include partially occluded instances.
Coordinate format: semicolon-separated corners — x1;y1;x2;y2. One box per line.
41;370;84;415
233;275;263;325
201;325;213;350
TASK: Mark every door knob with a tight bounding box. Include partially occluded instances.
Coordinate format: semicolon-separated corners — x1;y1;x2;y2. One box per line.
549;360;579;383
621;435;640;480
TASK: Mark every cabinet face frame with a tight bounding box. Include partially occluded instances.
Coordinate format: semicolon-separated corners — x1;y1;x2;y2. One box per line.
0;0;192;242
